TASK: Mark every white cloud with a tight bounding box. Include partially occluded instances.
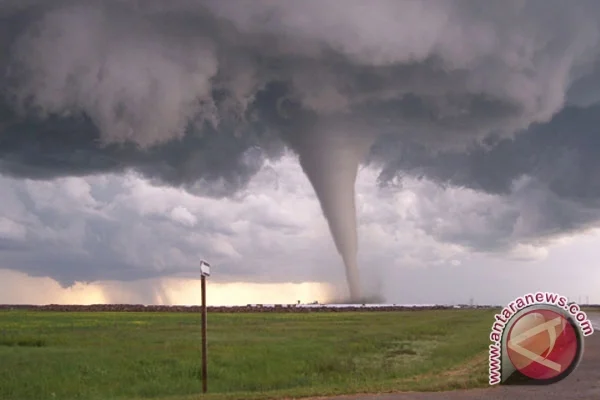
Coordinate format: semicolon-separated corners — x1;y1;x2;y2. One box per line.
0;217;26;240
170;206;197;227
0;153;598;304
504;244;549;262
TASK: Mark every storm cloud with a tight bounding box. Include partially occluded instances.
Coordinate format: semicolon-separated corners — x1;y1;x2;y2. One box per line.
2;0;600;296
2;1;599;172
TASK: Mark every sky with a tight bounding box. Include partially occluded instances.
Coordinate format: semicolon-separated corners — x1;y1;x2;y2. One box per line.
0;0;600;306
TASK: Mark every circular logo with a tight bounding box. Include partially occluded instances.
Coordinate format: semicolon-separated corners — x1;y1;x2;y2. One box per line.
506;307;582;382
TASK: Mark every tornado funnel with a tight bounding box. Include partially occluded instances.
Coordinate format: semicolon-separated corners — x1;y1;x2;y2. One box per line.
285;124;374;301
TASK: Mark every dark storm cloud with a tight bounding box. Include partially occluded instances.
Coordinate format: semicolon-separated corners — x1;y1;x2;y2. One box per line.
2;0;600;278
372;104;600;204
2;1;600;163
0;96;284;196
368;103;600;252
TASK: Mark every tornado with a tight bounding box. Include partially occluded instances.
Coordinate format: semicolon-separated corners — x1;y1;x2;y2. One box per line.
284;122;375;301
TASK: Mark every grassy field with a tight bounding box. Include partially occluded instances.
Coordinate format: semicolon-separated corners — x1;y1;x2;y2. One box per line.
0;309;496;400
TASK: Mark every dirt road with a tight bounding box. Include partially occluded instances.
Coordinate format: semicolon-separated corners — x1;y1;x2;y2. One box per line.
329;314;600;400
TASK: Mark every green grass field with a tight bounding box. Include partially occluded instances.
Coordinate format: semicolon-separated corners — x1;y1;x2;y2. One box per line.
0;309;496;400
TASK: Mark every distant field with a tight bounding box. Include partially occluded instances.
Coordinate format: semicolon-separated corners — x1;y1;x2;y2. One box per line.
0;309;496;400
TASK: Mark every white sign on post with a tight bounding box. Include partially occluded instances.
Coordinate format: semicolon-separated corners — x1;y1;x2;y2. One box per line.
200;260;211;277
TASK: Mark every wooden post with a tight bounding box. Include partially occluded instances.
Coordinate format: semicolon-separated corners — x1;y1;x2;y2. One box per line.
201;274;207;393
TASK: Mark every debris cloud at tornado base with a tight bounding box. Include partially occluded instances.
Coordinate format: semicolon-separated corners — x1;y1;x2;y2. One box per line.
2;1;600;296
